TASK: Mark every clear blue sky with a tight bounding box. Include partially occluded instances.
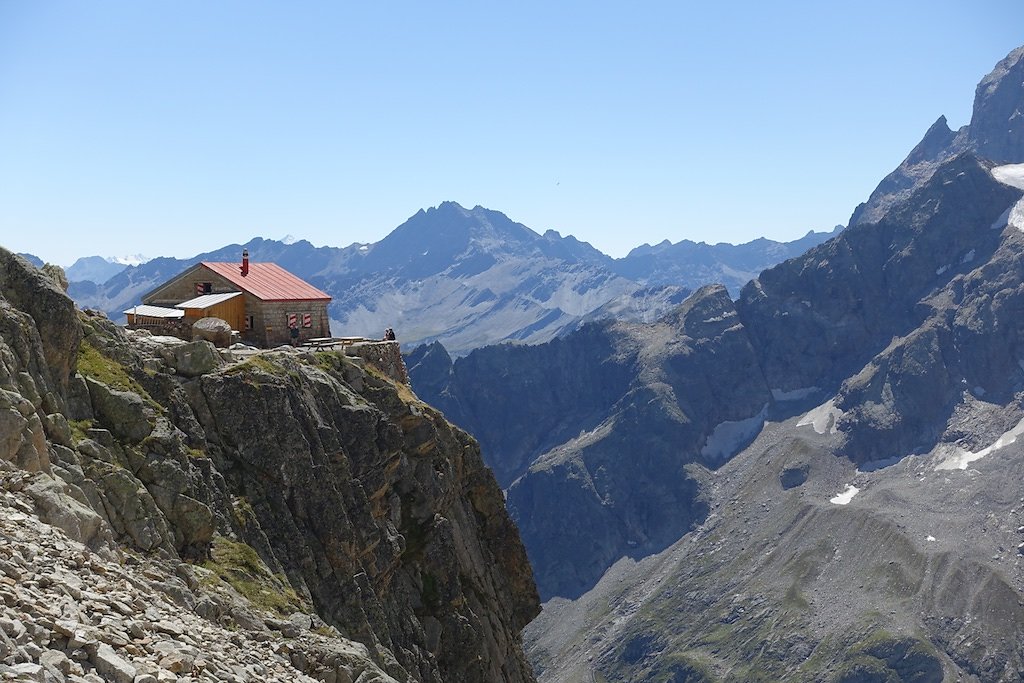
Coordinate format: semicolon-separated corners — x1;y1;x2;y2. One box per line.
2;1;1023;266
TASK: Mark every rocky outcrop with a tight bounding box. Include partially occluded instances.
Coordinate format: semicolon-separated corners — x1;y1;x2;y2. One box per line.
0;250;80;401
738;153;1021;394
0;246;540;683
968;45;1024;164
343;340;408;384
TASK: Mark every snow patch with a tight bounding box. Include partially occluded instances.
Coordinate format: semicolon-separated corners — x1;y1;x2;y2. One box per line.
798;399;843;435
961;249;976;264
359;245;369;252
1011;198;1024;232
992;165;1024;232
772;386;820;401
935;265;949;276
703;310;737;323
830;485;860;505
934;415;1024;470
926;535;936;542
108;254;148;266
990;205;1013;230
701;404;768;461
992;163;1024;190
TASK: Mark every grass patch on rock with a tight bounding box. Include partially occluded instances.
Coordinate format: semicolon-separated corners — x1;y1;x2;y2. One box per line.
223;354;288;378
77;338;149;397
68;419;94;444
202;535;303;616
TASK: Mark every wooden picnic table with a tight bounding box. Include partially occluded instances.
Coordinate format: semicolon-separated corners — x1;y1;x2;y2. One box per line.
304;336;375;349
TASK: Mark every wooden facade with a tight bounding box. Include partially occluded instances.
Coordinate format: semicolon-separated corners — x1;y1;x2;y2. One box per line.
179;296;247;332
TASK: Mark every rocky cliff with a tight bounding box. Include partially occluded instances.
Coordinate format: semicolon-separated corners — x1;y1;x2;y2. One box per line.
0;247;539;683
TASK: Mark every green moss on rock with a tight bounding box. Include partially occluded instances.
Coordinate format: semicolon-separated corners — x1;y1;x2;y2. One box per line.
202;535;304;616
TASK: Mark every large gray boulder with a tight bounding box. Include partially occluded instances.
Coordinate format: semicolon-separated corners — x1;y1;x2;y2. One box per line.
191;317;232;348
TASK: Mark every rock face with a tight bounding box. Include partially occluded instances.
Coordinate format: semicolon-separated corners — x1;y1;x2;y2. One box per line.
0;246;540;683
738;153;1021;395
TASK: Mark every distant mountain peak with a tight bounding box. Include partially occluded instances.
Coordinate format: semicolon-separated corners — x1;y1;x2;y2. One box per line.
108;254;149;266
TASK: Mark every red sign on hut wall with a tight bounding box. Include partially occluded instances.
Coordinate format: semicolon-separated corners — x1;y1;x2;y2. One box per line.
302;313;312;328
287;313;298;329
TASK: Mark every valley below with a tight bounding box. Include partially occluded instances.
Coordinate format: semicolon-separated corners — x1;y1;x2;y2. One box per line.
523;401;1024;681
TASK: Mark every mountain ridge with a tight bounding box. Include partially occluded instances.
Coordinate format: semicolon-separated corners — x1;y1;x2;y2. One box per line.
58;209;836;356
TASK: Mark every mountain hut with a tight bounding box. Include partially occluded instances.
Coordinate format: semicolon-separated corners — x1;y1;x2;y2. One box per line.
136;250;332;347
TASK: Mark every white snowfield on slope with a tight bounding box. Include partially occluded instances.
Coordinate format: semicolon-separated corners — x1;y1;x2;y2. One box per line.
992;164;1024;231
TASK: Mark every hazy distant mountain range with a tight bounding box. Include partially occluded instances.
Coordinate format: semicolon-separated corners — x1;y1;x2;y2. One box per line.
54;208;835;355
62;254;150;285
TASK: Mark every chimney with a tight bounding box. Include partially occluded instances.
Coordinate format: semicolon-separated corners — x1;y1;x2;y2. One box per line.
241;249;249;276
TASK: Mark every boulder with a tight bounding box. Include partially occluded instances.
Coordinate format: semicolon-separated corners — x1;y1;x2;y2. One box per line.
192;317;232;348
25;475;112;552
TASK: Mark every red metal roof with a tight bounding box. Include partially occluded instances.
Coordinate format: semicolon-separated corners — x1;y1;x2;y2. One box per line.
200;262;331;302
